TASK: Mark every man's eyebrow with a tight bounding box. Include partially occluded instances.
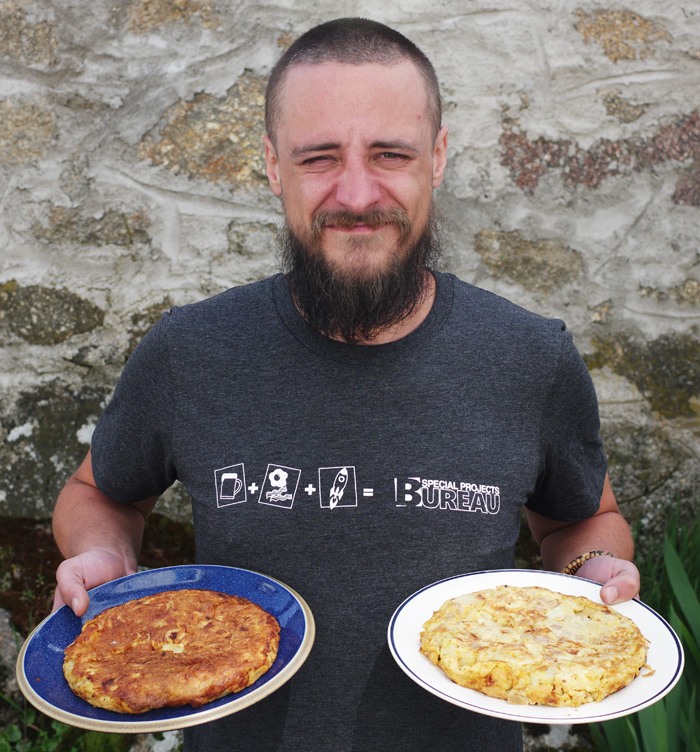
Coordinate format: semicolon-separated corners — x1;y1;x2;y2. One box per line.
291;142;340;157
290;140;421;157
371;140;420;154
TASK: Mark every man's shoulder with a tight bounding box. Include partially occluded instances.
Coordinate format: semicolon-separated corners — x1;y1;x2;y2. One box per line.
163;275;280;333
446;273;567;341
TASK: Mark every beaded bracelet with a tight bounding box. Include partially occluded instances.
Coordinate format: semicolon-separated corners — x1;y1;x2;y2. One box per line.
562;550;614;576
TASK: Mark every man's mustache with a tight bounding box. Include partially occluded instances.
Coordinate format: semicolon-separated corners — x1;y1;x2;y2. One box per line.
310;208;412;243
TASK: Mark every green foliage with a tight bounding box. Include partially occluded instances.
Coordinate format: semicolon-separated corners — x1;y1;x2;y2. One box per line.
0;693;136;752
1;691;136;752
591;507;700;752
0;696;77;752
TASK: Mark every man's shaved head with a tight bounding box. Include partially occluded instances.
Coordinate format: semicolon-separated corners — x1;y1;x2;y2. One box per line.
265;17;442;146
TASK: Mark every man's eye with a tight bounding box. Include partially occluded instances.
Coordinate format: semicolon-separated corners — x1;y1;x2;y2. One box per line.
379;152;408;161
302;155;332;165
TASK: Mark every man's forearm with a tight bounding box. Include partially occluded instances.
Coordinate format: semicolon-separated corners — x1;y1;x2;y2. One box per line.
527;473;634;572
52;451;159;614
52;475;149;564
526;474;639;603
537;509;634;573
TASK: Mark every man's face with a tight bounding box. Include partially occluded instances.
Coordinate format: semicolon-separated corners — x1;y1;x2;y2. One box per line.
264;60;448;281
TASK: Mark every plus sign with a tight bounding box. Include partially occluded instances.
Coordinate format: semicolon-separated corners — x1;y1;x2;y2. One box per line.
305;483;317;496
248;483;259;494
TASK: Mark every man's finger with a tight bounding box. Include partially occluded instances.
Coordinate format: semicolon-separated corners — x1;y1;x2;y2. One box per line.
52;587;89;615
54;560;90;615
52;588;66;612
576;556;640;605
600;572;639;605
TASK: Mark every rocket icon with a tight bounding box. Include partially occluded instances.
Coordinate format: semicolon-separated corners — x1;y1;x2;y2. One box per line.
329;467;348;509
318;465;357;509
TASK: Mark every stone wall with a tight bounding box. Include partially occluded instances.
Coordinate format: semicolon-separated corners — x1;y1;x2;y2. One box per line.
1;0;699;538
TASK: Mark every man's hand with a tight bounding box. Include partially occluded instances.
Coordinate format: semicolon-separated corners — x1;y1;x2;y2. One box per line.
577;555;640;605
52;450;158;617
53;547;138;616
526;474;640;605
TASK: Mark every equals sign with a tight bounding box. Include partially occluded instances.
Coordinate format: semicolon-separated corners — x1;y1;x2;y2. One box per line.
362;488;374;497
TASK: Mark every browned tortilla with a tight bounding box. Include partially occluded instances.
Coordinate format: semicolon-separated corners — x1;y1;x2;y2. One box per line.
63;589;280;713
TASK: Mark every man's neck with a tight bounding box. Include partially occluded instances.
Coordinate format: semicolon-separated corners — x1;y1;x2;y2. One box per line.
334;270;437;345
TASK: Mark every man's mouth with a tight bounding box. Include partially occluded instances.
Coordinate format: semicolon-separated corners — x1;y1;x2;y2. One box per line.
311;208;412;242
325;222;377;233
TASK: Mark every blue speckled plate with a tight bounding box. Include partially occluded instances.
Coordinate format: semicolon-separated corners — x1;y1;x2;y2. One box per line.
16;565;315;733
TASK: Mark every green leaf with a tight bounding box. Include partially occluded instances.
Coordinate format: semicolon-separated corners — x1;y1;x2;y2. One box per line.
23;707;36;727
594;717;640;752
4;726;21;744
589;724;609;751
638;701;668;752
664;536;700;650
0;692;22;712
50;720;69;736
688;684;699;751
663;680;683;749
669;604;700;677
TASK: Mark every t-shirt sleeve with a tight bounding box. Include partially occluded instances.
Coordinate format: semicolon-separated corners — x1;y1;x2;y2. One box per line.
525;331;607;521
91;314;178;503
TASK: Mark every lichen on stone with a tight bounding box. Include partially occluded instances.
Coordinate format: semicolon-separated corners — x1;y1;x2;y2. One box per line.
0;1;57;68
473;228;583;293
58;153;92;203
126;298;173;359
0;382;110;518
574;8;671;63
639;278;700;306
0;99;55;167
32;206;151;247
138;71;267;185
586;332;700;419
500;110;700;205
123;0;218;33
672;164;700;207
226;220;278;257
601;91;648;124
499;119;571;193
0;281;105;345
600;419;688;510
589;299;614;325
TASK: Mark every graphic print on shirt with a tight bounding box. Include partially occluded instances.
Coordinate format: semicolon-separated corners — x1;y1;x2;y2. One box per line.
395;475;501;514
214;463;247;507
213;463;500;515
259;464;302;510
318;466;358;509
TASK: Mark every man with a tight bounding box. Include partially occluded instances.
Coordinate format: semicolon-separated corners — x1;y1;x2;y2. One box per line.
53;18;639;752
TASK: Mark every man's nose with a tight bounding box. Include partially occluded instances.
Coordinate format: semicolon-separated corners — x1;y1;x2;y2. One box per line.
333;159;382;214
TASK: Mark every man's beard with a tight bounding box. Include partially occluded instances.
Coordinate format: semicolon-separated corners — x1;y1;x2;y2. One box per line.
280;205;442;344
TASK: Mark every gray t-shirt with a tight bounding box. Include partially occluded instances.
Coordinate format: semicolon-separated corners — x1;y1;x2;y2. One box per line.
92;272;606;752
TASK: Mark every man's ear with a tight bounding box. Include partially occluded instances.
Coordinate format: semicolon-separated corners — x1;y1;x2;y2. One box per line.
263;135;282;196
432;125;449;188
